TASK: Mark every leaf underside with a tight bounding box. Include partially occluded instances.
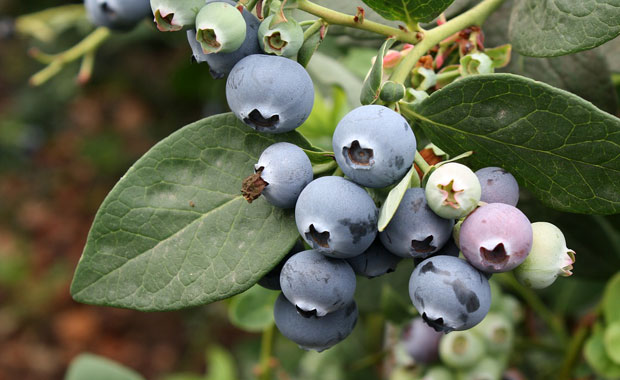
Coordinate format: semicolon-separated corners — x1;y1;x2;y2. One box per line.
508;0;620;57
412;74;620;215
71;114;310;311
361;0;455;23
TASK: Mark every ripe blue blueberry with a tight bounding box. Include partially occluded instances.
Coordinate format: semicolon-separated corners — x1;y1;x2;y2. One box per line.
475;166;519;206
186;2;261;79
244;142;313;209
401;316;444;364
295;176;378;258
280;249;356;317
226;54;314;133
514;222;575;289
425;162;481;219
380;188;454;259
346;238;401;278
459;203;533;273
273;293;358;352
85;0;151;30
258;241;305;290
332;105;416;188
438;329;485;369
409;255;491;333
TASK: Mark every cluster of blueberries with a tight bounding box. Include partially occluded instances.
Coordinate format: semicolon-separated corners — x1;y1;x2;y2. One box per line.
83;0;576;355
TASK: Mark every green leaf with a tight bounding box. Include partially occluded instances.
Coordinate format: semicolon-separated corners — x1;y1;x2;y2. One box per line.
360;38;396;105
302;149;337;175
298;24;327;68
361;0;455;23
65;354;144;380
380;283;416;324
508;0;620;57
584;324;620;378
603;273;620;324
484;0;619;115
205;345;238;380
409;74;620;215
378;165;416;232
604;321;620;364
70;113;310;311
228;285;278;332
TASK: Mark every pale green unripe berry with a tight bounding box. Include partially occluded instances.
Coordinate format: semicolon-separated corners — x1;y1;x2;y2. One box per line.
457;357;503;380
195;2;246;54
151;0;204;31
472;312;514;354
514;222;575;289
439;330;485;369
460;52;494;76
425;163;481;220
423;366;455;380
258;15;304;57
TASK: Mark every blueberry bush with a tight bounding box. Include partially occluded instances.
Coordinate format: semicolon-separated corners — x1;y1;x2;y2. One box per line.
5;0;620;378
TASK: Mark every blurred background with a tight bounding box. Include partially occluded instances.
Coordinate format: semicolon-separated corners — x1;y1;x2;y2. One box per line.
0;1;619;379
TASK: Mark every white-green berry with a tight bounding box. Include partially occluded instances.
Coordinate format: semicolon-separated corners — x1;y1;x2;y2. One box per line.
514;222;575;289
425;163;481;220
195;2;246;54
439;329;485;369
151;0;204;31
258;15;304;57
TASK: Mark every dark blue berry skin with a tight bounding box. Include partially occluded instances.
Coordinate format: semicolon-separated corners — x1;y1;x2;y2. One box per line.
380;188;454;259
186;1;261;79
85;0;151;30
332;105;416;188
280;249;356;317
258;241;305;290
273;293;358;352
475;167;519;206
402;317;443;364
346;238;401;278
295;176;378;258
226;55;314;133
409;255;491;333
255;142;313;209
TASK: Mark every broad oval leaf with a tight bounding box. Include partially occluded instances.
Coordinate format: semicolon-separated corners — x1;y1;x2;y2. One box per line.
70;113;310;311
361;0;455;23
228;284;278;332
508;0;620;57
408;74;620;215
65;354;144;380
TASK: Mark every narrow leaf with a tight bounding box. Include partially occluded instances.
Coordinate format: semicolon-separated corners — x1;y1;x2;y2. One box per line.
378;165;416;231
508;0;620;57
71;113;311;311
360;37;396;105
361;0;455;23
410;74;620;215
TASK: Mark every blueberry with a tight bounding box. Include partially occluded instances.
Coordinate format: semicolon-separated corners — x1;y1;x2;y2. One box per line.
514;222;575;289
425;163;481;220
438;329;485;369
195;1;246;54
458;357;503;380
409;256;491;333
150;0;204;31
472;312;514;354
420;366;454;380
186;2;261;79
273;293;358;352
258;241;305;290
401;316;444;364
84;0;151;30
280;249;356;317
258;15;304;57
459;203;533;273
346;238;401;278
475;167;519;206
226;54;314;133
295;176;378;258
243;142;313;209
332;105;416;188
380;188;454;259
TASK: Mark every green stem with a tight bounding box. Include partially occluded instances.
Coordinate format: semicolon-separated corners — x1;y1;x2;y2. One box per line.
390;0;506;85
435;69;461;82
29;26;110;86
303;18;325;39
558;320;591;379
495;272;568;343
296;0;423;45
77;49;96;84
613;73;620;87
258;323;275;380
414;151;431;174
